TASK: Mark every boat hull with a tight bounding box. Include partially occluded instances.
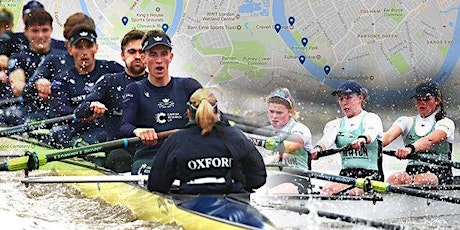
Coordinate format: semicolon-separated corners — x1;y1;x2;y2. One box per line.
1;136;275;230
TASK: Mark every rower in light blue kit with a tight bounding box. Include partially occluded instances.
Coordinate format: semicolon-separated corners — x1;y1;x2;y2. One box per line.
254;87;313;170
311;80;384;195
251;88;313;193
147;88;266;194
383;81;455;185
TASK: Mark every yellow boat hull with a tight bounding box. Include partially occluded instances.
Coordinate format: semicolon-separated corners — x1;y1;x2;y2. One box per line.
2;137;274;230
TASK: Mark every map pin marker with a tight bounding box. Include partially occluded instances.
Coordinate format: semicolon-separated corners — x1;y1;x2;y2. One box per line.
162;23;169;32
122;16;128;26
324;65;331;75
301;37;308;47
288;17;295;26
299;55;305;64
274;24;281;33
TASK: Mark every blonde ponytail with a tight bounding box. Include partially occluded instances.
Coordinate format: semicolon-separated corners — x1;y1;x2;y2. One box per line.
189;88;219;135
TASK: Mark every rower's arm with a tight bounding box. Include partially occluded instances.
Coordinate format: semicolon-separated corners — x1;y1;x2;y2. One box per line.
382;125;403;147
120;83;140;137
283;134;305;153
412;129;447;153
315;119;340;150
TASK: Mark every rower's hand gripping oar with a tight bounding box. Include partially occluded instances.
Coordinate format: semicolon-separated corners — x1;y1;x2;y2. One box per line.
246;130;355;158
0;129;177;171
383;150;460;169
314;144;355;158
0;114;78;137
0;96;24;109
279;167;460;204
245;133;293;170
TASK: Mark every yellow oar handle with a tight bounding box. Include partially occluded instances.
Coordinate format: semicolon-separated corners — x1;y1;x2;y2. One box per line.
2;152;47;171
355;178;389;193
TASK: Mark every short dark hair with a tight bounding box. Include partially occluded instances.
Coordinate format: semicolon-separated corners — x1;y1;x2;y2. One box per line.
63;12;95;40
24;8;52;28
121;30;145;51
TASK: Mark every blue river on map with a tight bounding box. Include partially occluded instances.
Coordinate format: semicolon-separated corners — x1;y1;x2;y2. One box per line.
271;1;460;100
77;0;460;101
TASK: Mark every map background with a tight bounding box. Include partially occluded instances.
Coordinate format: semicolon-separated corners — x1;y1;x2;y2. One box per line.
2;0;460;136
0;2;459;229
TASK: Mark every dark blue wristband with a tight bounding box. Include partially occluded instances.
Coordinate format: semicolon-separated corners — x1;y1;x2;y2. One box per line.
405;144;416;154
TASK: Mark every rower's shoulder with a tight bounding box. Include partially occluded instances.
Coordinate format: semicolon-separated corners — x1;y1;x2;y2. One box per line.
172;76;202;89
325;118;340;127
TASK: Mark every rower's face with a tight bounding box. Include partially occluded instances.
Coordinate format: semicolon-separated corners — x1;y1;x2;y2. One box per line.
268;103;291;128
141;45;173;79
69;40;98;71
415;96;439;118
337;93;363;118
25;24;52;53
121;39;145;76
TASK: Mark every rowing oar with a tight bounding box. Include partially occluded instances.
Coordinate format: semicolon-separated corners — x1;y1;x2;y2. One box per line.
272;167;460;204
226;113;355;157
280;205;403;230
245;131;354;158
383;150;460;169
0;96;24;109
0;129;177;171
0;114;77;137
316;144;355;158
244;132;297;150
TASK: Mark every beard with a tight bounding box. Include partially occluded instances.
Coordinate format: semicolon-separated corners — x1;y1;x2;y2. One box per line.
34;43;50;54
128;63;146;76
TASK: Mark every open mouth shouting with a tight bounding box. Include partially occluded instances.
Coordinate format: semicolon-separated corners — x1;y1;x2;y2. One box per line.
154;66;165;73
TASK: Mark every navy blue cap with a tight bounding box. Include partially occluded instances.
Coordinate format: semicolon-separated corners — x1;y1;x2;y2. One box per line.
142;33;172;52
22;1;44;15
68;29;97;45
411;81;440;99
0;9;13;23
332;80;364;96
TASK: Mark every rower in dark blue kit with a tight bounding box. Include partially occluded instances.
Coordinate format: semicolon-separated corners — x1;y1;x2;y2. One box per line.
23;12;96;107
120;29;202;174
5;1;66;57
50;24;123;148
74;29;148;172
147;88;267;194
6;8;67;123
